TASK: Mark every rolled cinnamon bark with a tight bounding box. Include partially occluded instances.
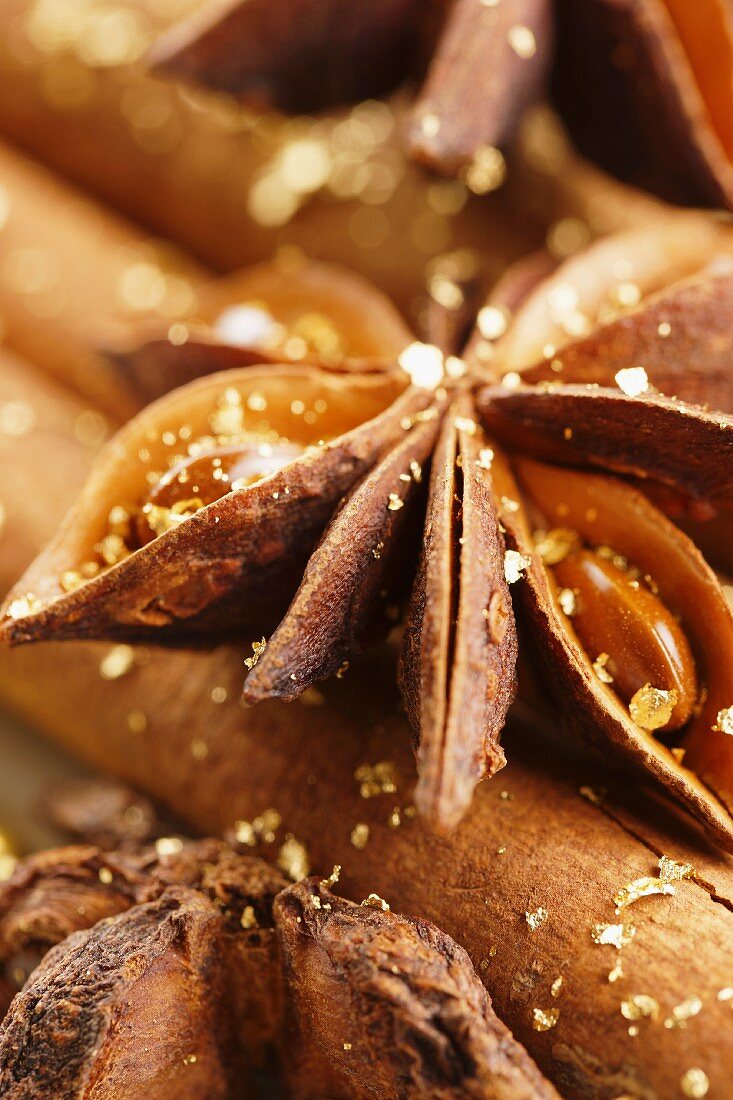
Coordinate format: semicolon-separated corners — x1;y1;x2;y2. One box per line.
0;357;731;1098
0;0;541;313
0;139;208;416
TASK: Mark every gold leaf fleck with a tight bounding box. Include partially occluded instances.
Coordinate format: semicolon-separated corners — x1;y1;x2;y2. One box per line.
525;906;548;932
629;684;677;730
532;1007;559;1032
713;706;733;735
278;834;310;881
534;527;578;565
680;1068;709;1098
551;976;563;998
620;994;659;1021
100;645;135;681
658;855;694;883
614;876;675;910
361;893;390;911
558;588;576;616
387;492;404;512
593;652;614;684
244;636;267;670
591;922;636;949
241;905;258;929
350;823;370;850
615;367;649;398
664;996;703;1029
504;549;531;584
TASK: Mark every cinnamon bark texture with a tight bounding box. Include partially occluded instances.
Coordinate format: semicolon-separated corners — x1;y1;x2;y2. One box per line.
0;1;541;314
0;140;207;418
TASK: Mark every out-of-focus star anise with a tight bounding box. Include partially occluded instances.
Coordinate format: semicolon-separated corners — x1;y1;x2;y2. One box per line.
150;0;733;210
0;830;558;1099
2;216;733;847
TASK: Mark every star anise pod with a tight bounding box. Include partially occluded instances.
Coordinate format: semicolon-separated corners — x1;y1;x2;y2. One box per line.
151;0;554;177
0;835;557;1098
2;217;733;847
553;0;733;210
151;0;733;212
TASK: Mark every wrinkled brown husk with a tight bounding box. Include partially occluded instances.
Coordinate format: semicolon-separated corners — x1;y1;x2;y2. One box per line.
488;454;733;850
478;382;733;513
491;212;733;379
400;396;518;832
244;395;444;704
108;258;413;407
276;878;560;1100
408;0;553;171
553;0;733;208
152;0;429;112
0;369;424;646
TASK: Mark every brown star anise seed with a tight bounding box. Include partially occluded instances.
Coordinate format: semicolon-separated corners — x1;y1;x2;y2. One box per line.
3;226;733;845
554;0;733;209
0;840;557;1099
107;257;413;409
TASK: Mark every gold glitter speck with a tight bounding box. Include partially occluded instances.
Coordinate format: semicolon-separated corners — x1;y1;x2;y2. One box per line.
525;906;548;932
615;367;649;397
658;855;694;883
387;492;404;512
532;1007;559;1031
558;588;576;616
355;761;397;798
629;684;677;730
593;653;614;684
534;527;578;565
591;922;636;949
361;893;390;911
100;645;135;681
621;994;659;1021
278;834;310;881
665;996;703;1029
551;977;563;997
244;637;267;670
713;706;733;735
351;823;370;849
508;25;537;59
680;1068;709;1098
504;550;531;584
241;905;258;930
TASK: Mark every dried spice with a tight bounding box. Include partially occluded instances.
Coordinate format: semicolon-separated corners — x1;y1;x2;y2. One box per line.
554;0;733;209
3;226;733;845
0;838;558;1098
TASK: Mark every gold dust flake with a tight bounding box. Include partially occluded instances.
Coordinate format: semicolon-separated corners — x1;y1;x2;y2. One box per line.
320;865;341;889
591;922;636;949
500;496;520;514
241;905;258;930
387;492;404;512
98;867;113;885
614;367;649;398
278;834;310;881
534;527;578;565
614;876;675;910
343;1042;353;1051
477;447;494;470
508;25;537;59
620;994;659;1022
593;653;614;685
664;997;703;1029
532;1007;559;1032
551;977;563;998
525;906;548;932
558;588;576;616
233;808;282;847
658;855;694;883
629;684;677;730
355;761;397;798
361;893;390;911
351;822;370;849
713;706;733;735
504;550;531;584
99;644;135;681
477;305;509;341
244;637;267;670
608;960;624;983
454;415;478;435
717;987;733;1001
680;1068;709;1098
6;593;42;620
156;837;184;857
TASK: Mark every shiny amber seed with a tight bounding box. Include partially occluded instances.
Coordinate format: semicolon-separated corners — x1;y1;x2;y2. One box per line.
553;550;698;732
136;440;302;545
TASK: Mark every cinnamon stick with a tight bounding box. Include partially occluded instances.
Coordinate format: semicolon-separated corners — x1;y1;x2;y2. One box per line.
0;0;542;313
0;139;207;417
0;358;731;1097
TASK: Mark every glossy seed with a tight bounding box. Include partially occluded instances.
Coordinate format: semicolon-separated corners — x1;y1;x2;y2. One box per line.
136;440;302;545
554;550;698;731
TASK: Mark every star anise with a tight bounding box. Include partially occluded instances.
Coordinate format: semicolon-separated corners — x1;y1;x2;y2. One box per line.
2;216;733;848
150;0;733;210
0;832;557;1098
